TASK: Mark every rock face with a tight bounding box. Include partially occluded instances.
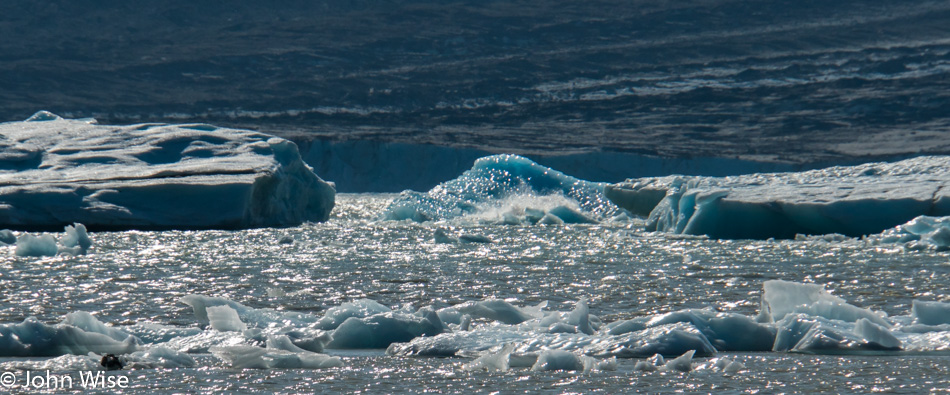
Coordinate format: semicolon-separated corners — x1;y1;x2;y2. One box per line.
605;156;950;239
0;112;335;230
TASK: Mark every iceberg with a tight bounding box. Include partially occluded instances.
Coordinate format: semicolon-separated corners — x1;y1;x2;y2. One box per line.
327;309;445;349
864;215;950;251
912;300;950;326
382;154;617;223
0;317;138;357
761;280;890;327
14;234;58;257
605;156;950;239
0;112;335;231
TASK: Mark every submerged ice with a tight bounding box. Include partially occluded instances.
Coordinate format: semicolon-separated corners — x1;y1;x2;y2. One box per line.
605;156;950;239
0;112;335;231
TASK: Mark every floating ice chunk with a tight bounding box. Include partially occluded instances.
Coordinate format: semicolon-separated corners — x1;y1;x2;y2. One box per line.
275;329;333;353
459;234;493;243
460;315;474;331
159;330;248;354
207;305;249;332
60;223;92;254
647;353;665;366
711;357;746;374
386;325;533;357
865;216;950;251
567;298;595;335
434;228;458;243
315;299;392;330
633;353;665;372
593;356;618;371
0;229;14;244
456;299;545;325
524;208;546;224
639;308;776;351
62;312;138;344
604;308;773;351
530;350;595;372
124;346;196;369
538;213;564;225
912;300;950;325
774;314;901;353
603;180;671;217
633;360;658;372
382;154;616;222
210;345;342;369
327;310;445;349
462;343;517;372
660;349;694;372
586;322;717;358
547;206;597;224
790;301;891;328
0;112;335;230
762;280;889;327
264;333;316;353
854;318;901;350
606;157;950;239
389;319;716;360
180;294;318;329
0;317;138;357
14;234;58;257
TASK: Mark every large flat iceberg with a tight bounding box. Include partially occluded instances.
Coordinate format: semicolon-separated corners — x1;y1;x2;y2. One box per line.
605;156;950;239
0;112;335;230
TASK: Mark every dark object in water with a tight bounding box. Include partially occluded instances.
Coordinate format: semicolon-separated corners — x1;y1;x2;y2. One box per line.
100;353;123;370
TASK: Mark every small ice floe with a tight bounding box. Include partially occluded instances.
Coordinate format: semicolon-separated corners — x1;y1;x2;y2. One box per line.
462;343;517;372
15;234;58;257
0;315;138;357
209;344;342;369
434;228;492;244
633;353;665;372
912;300;950;326
434;228;458;244
0;229;15;244
632;350;694;373
659;349;695;372
14;223;93;257
710;357;746;374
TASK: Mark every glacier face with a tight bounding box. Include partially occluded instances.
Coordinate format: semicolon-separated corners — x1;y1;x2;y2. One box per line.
0;112;335;230
605;156;950;239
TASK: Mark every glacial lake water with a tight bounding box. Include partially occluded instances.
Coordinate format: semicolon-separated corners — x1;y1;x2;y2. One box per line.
0;193;948;393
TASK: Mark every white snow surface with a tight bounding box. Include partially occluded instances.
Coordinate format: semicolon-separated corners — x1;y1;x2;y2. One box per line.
605;156;950;239
0;111;335;230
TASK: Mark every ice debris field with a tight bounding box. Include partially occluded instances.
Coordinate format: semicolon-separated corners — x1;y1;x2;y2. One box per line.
0;280;948;373
0;114;949;385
